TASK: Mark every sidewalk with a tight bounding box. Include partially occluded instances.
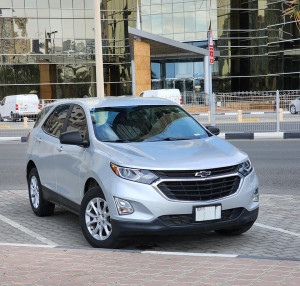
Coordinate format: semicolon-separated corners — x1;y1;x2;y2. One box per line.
0;245;299;286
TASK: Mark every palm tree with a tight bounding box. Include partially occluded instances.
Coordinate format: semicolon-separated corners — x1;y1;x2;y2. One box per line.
284;0;300;30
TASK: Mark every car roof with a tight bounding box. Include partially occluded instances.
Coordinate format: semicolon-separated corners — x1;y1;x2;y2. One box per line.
47;96;177;109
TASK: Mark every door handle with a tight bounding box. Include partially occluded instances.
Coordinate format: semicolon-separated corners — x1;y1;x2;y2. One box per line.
56;145;63;152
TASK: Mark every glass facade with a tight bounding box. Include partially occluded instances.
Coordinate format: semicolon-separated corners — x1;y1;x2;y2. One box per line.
0;0;96;99
142;0;300;92
100;0;137;96
0;0;300;100
141;0;218;96
217;0;300;91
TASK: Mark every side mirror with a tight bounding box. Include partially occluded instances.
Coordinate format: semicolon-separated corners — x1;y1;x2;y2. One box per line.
206;126;220;136
60;131;89;147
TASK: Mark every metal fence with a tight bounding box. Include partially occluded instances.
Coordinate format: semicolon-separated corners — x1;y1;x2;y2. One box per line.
1;90;300;137
184;90;300;133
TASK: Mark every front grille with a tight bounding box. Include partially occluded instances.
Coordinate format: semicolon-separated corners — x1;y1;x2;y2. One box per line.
160;208;244;226
153;165;239;178
157;175;241;201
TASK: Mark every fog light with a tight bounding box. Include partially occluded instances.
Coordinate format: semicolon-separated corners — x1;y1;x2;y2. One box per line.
114;197;134;215
252;188;259;202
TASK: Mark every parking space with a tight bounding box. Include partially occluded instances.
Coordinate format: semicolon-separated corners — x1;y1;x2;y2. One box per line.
0;189;299;259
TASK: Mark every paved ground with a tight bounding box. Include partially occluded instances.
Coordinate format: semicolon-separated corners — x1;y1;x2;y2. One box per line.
0;189;299;260
1;245;299;286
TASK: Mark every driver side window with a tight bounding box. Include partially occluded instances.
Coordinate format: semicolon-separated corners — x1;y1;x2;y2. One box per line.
65;105;88;140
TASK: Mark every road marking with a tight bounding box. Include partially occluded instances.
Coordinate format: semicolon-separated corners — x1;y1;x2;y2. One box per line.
0;242;55;248
142;251;238;258
255;222;300;238
0;213;57;246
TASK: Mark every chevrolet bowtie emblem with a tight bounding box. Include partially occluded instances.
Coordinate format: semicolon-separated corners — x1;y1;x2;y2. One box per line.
195;170;211;177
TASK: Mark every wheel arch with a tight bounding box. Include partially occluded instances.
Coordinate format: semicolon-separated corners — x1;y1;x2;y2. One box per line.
26;160;36;179
84;177;100;196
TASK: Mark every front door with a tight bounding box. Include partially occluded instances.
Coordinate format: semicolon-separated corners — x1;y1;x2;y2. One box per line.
55;104;89;205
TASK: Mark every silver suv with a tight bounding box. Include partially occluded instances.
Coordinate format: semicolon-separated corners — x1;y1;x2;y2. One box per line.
26;97;259;248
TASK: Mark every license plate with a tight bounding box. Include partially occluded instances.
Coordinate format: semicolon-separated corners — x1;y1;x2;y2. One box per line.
195;205;221;222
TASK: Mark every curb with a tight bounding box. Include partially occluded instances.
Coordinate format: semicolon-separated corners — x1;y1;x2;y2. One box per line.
220;132;300;140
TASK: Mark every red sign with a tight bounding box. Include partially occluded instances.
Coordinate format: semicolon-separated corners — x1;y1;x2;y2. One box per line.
209;26;214;64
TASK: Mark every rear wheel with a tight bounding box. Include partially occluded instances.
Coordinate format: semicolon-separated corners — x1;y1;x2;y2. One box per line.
290;105;297;114
28;168;55;216
80;186;119;248
215;221;255;236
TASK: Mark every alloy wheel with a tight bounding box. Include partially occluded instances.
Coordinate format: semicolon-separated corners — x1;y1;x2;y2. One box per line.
85;197;112;241
30;176;40;209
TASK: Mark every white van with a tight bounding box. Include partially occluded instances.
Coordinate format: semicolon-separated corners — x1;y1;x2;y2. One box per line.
140;89;182;105
0;94;40;121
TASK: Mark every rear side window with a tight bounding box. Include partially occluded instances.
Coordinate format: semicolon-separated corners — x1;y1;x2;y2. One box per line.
43;105;70;138
65;105;88;140
34;106;51;128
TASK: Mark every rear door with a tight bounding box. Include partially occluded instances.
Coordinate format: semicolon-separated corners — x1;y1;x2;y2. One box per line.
55;104;89;205
18;95;39;115
33;104;71;192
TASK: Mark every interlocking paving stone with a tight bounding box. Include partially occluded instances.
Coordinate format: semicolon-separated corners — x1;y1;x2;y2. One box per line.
0;246;299;286
0;190;299;260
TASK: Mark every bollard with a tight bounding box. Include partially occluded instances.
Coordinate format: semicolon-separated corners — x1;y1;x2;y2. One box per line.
279;108;283;122
24;117;28;129
237;110;243;123
208;110;211;124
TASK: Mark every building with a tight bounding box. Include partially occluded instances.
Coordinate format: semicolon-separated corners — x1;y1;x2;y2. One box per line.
0;0;299;100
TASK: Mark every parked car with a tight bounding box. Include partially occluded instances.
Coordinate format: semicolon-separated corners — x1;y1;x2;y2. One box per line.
0;94;40;121
26;97;259;248
140;89;182;105
289;97;300;114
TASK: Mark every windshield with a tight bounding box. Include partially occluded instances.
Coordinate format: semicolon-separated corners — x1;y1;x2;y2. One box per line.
91;105;208;142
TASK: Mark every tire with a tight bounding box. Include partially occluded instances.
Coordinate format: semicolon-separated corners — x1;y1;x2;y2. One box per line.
28;168;55;217
80;186;119;248
290;105;297;114
0;114;3;122
215;221;255;236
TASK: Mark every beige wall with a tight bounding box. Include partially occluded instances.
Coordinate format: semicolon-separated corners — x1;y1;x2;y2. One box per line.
134;40;151;96
39;64;56;99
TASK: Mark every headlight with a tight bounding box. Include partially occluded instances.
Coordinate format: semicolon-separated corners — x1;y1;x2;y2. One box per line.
110;163;158;184
238;160;253;177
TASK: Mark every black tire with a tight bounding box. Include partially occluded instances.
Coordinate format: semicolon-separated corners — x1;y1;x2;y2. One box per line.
28;168;55;217
215;221;255;236
80;186;119;248
290;105;297;115
0;114;3;122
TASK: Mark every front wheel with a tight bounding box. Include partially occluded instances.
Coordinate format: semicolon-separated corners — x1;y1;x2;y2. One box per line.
215;221;255;236
290;105;297;114
28;168;55;216
80;186;119;248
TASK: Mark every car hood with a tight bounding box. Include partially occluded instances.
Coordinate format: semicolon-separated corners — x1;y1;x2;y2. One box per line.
99;136;248;170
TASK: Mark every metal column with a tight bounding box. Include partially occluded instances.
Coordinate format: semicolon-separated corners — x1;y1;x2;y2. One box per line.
94;0;105;98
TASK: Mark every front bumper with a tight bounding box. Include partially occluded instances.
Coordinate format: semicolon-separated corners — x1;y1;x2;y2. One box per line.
112;207;259;236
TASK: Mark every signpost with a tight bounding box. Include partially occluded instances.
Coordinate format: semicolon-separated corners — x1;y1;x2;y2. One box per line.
208;25;215;126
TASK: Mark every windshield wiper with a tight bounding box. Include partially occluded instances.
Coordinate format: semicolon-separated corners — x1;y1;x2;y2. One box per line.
101;138;144;143
147;136;199;142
